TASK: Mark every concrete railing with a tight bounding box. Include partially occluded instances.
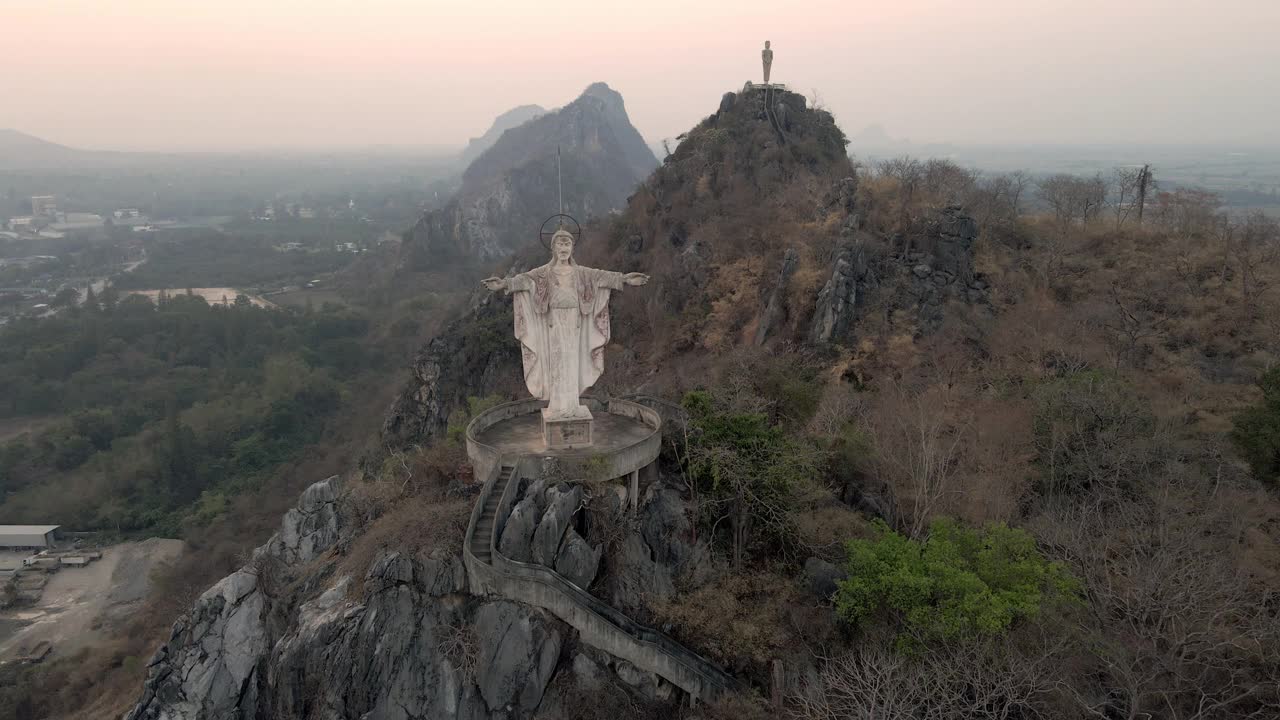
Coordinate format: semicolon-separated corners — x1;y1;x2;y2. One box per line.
461;419;739;702
464;398;546;486
464;396;662;483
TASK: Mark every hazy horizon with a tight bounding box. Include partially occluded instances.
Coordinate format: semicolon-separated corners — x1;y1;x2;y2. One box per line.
4;0;1279;153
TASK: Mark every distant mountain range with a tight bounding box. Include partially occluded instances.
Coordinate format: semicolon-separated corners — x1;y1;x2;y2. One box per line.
459;105;547;167
0;129;137;169
401;82;658;265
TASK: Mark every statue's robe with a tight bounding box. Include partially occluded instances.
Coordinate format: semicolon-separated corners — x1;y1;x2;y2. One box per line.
505;262;624;416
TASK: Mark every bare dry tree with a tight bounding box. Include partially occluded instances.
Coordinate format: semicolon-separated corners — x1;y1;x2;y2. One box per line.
1232;212;1279;318
1110;166;1148;230
1104;282;1170;369
788;635;1061;720
1039;173;1107;233
1033;474;1280;720
860;381;966;539
436;619;479;683
877;156;924;253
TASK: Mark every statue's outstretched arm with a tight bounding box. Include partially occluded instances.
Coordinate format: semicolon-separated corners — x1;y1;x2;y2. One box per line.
482;272;536;294
586;268;648;289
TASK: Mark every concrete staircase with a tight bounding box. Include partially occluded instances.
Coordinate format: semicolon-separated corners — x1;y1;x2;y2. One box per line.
468;463;512;565
464;459;739;703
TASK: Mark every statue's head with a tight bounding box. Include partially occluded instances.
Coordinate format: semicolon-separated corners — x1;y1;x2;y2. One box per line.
551;229;575;263
765;40;771;49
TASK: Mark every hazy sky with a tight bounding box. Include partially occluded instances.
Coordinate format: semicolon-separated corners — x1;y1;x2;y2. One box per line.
5;0;1278;152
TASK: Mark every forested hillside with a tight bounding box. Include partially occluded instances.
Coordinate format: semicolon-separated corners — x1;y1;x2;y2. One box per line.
0;292;370;533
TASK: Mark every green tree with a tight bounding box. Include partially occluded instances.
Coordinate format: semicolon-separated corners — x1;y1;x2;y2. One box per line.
1230;365;1280;486
681;389;819;568
835;518;1077;649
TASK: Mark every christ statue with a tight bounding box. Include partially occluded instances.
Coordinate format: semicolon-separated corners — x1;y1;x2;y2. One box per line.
762;40;773;84
482;229;648;421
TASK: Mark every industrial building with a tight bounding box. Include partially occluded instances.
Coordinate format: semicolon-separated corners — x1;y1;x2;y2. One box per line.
30;195;57;217
0;525;61;549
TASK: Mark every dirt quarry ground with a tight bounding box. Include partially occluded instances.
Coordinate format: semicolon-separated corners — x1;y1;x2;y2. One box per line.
0;538;184;663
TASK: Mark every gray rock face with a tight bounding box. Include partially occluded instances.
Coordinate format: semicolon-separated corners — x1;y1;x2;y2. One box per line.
908;205;986;331
499;495;542;563
267;558;548;720
809;245;870;345
803;557;848;600
531;484;582;567
127;476;344;720
809;203;985;344
608;484;715;613
474;601;564;714
271;476;342;565
572;650;606;687
554;530;602;589
125;475;577;720
380;293;522;450
610;532;674;613
754;247;800;345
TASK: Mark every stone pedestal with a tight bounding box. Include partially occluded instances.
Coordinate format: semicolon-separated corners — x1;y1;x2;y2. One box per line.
542;408;593;449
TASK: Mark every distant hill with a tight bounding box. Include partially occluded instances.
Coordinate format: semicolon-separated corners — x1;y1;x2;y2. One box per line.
459;104;546;167
0;129;94;168
0;128;149;169
401;82;657;265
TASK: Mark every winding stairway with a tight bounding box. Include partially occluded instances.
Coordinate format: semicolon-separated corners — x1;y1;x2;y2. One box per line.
464;418;738;703
468;464;512;565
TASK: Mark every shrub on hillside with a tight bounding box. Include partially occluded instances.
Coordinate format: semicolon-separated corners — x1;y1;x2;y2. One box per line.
834;518;1076;648
1230;365;1280;486
681;389;820;567
1031;370;1160;498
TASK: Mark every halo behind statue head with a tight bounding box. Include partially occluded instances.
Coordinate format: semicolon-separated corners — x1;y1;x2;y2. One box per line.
539;213;582;251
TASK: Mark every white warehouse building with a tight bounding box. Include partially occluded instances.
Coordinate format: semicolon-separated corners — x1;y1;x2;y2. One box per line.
0;525;61;549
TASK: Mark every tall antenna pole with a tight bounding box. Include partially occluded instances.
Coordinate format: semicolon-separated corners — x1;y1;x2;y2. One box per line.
557;146;564;216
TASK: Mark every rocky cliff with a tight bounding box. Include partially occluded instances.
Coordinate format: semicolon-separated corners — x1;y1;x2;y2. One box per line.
126;474;701;719
459;104;547;168
402;82;656;268
585;86;988;355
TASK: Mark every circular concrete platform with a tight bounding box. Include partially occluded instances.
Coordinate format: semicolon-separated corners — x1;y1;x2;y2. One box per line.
466;397;661;483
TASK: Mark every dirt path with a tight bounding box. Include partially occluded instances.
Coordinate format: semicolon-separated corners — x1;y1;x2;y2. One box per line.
0;538;184;661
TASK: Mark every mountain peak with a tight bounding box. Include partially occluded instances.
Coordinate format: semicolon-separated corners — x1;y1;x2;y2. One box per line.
460;105;547;167
581;81;623;105
402;82;656;265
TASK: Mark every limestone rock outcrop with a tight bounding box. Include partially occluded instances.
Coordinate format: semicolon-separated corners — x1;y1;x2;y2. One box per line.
907;205;988;331
125;476;582;720
608;483;715;613
401;82;655;267
754;247;800;345
532;484;583;567
473;601;564;714
380;292;522;451
809;243;872;344
554;530;602;589
127;475;344;720
497;479;604;589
